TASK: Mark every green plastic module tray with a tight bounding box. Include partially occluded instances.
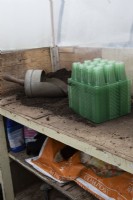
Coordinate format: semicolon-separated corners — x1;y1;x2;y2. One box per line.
68;59;131;123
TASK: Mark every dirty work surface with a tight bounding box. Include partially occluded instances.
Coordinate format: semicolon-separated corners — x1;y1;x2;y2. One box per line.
1;93;133;166
17;92;95;126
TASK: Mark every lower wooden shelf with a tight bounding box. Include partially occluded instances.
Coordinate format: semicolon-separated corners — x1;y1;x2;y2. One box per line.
9;151;97;200
16;183;44;200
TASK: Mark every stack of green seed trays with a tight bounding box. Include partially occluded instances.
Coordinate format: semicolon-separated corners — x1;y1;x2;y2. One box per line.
68;58;131;123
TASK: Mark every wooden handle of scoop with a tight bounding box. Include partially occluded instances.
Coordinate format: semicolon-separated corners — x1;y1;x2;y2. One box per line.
3;74;24;86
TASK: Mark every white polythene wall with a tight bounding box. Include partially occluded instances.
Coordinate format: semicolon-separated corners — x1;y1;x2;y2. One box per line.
0;0;52;51
1;0;133;50
54;0;133;47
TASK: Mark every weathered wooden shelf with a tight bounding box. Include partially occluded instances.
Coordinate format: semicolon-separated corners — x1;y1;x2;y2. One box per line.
9;151;96;200
0;94;133;174
16;183;45;200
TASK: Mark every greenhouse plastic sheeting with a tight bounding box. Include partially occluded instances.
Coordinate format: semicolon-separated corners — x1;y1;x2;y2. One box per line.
54;0;133;47
1;0;133;50
0;0;52;50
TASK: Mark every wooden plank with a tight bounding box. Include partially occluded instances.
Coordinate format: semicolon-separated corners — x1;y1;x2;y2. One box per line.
62;182;75;191
68;185;94;200
16;182;95;200
16;183;44;200
0;96;133;174
59;61;73;70
0;115;15;200
58;47;75;53
59;53;77;62
58;47;102;70
9;151;95;200
0;48;52;95
0;95;17;106
3;102;53;120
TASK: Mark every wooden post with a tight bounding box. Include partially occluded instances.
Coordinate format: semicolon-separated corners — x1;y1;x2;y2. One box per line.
0;115;15;200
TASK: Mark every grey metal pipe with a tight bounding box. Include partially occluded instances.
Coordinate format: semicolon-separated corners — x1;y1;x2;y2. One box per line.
24;70;67;97
3;70;68;98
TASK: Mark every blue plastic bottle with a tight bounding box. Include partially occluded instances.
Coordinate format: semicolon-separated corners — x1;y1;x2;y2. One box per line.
6;118;25;152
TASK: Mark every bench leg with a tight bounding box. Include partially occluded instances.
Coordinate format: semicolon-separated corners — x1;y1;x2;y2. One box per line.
0;115;15;200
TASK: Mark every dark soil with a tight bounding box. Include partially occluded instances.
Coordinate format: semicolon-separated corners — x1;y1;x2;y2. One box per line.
46;68;71;84
17;92;95;127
